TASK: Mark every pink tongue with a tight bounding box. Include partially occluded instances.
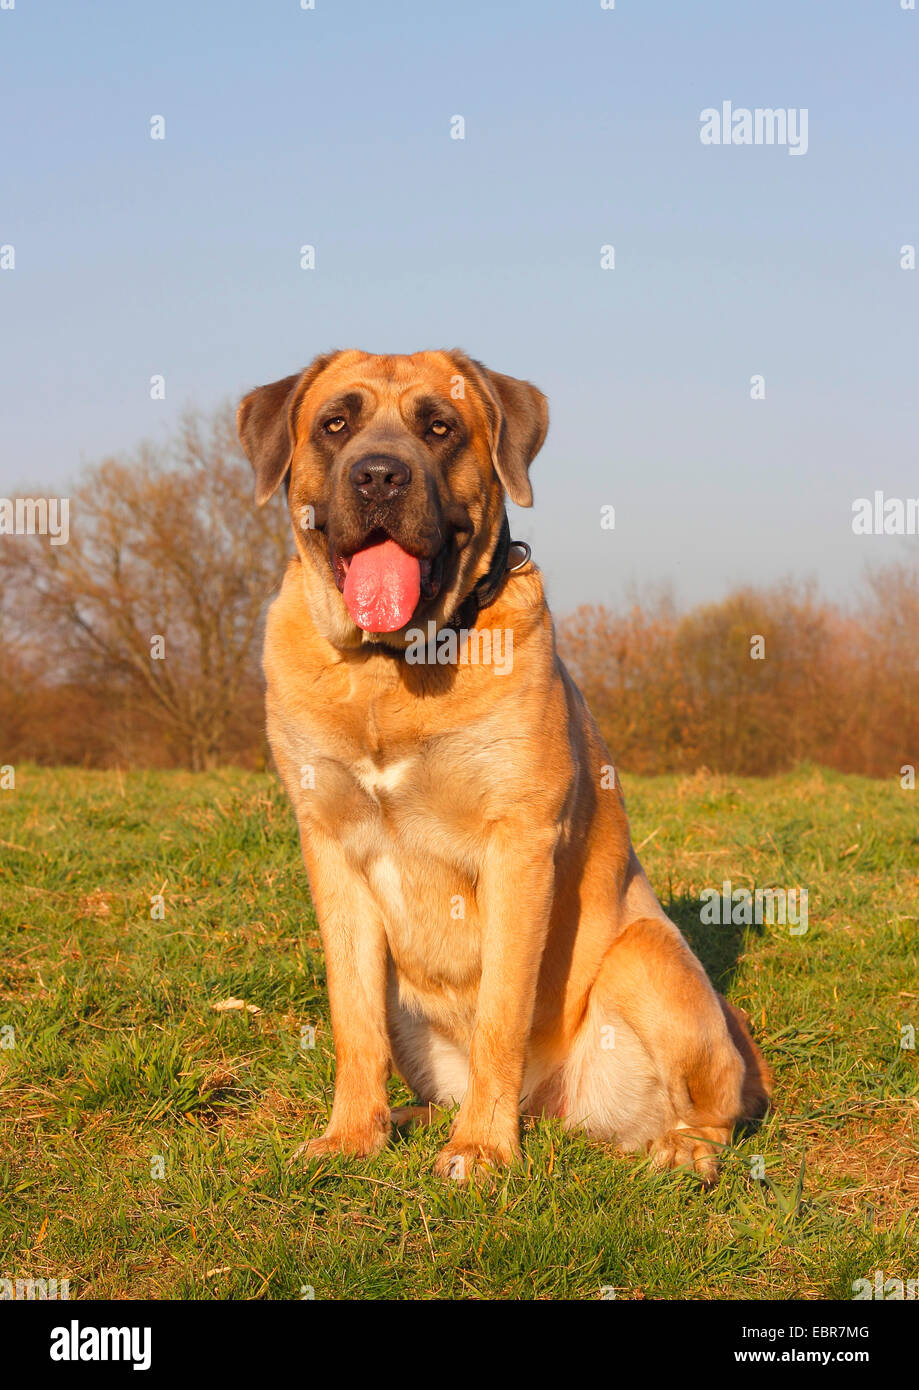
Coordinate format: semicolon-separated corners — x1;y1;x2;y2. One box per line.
342;538;421;632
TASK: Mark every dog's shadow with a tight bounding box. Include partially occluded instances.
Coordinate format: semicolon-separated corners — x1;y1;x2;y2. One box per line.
665;890;765;998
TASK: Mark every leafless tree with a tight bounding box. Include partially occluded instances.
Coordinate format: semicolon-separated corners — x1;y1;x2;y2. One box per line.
1;407;289;770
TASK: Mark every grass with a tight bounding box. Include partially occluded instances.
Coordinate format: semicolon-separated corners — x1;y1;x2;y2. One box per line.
0;763;917;1300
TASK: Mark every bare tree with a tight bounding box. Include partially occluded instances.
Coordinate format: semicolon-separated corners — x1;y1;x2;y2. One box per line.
2;407;289;770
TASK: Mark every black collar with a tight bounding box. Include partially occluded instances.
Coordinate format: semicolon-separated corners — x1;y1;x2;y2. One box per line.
447;511;513;631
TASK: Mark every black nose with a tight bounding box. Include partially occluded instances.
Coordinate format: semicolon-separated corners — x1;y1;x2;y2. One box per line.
349;455;411;502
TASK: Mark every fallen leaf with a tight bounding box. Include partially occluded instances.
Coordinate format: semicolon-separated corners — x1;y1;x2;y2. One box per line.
212;997;262;1015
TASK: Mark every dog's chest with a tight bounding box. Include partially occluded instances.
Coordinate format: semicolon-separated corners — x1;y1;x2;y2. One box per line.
360;746;485;989
337;738;480;884
282;714;488;988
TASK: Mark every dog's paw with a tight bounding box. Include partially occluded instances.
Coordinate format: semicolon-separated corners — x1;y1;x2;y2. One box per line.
433;1137;520;1183
292;1123;389;1163
648;1123;731;1188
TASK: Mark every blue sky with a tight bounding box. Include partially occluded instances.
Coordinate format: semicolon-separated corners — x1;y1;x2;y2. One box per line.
1;0;916;613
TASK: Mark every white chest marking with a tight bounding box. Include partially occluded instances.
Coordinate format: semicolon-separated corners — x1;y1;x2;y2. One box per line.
367;853;408;918
353;756;414;799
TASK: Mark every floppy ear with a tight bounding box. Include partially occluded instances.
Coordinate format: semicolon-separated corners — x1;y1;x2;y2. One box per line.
451;353;549;507
236;352;340;505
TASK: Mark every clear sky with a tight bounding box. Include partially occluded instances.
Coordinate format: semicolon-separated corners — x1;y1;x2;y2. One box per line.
1;0;916;613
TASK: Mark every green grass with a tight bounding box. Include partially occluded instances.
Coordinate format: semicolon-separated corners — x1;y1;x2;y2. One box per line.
1;764;917;1300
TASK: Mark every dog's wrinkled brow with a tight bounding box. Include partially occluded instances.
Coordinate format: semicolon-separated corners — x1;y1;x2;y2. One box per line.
410;393;459;425
312;390;365;423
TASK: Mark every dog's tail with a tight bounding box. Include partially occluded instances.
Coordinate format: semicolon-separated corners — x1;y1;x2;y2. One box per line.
719;995;773;1121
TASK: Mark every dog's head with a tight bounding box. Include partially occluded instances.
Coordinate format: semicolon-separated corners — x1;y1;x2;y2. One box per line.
236;350;548;648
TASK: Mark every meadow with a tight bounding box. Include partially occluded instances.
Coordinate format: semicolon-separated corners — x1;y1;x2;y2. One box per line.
1;765;916;1300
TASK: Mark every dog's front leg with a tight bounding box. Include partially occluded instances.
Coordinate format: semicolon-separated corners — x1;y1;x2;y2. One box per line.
295;827;392;1161
434;826;556;1181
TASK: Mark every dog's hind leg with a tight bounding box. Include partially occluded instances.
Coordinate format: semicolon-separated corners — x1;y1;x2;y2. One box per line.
718;994;773;1123
572;915;770;1185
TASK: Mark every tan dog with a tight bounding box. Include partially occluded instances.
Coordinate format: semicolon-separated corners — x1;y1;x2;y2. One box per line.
237;349;770;1184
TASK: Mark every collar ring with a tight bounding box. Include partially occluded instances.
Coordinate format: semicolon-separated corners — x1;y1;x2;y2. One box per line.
507;541;531;573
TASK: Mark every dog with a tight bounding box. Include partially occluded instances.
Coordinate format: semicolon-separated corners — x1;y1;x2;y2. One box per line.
237;349;771;1184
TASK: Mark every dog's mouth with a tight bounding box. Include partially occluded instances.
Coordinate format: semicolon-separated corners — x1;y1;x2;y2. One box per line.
328;529;448;633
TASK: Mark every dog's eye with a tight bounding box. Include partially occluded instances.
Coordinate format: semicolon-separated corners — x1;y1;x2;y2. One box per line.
324;417;347;434
429;420;450;436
